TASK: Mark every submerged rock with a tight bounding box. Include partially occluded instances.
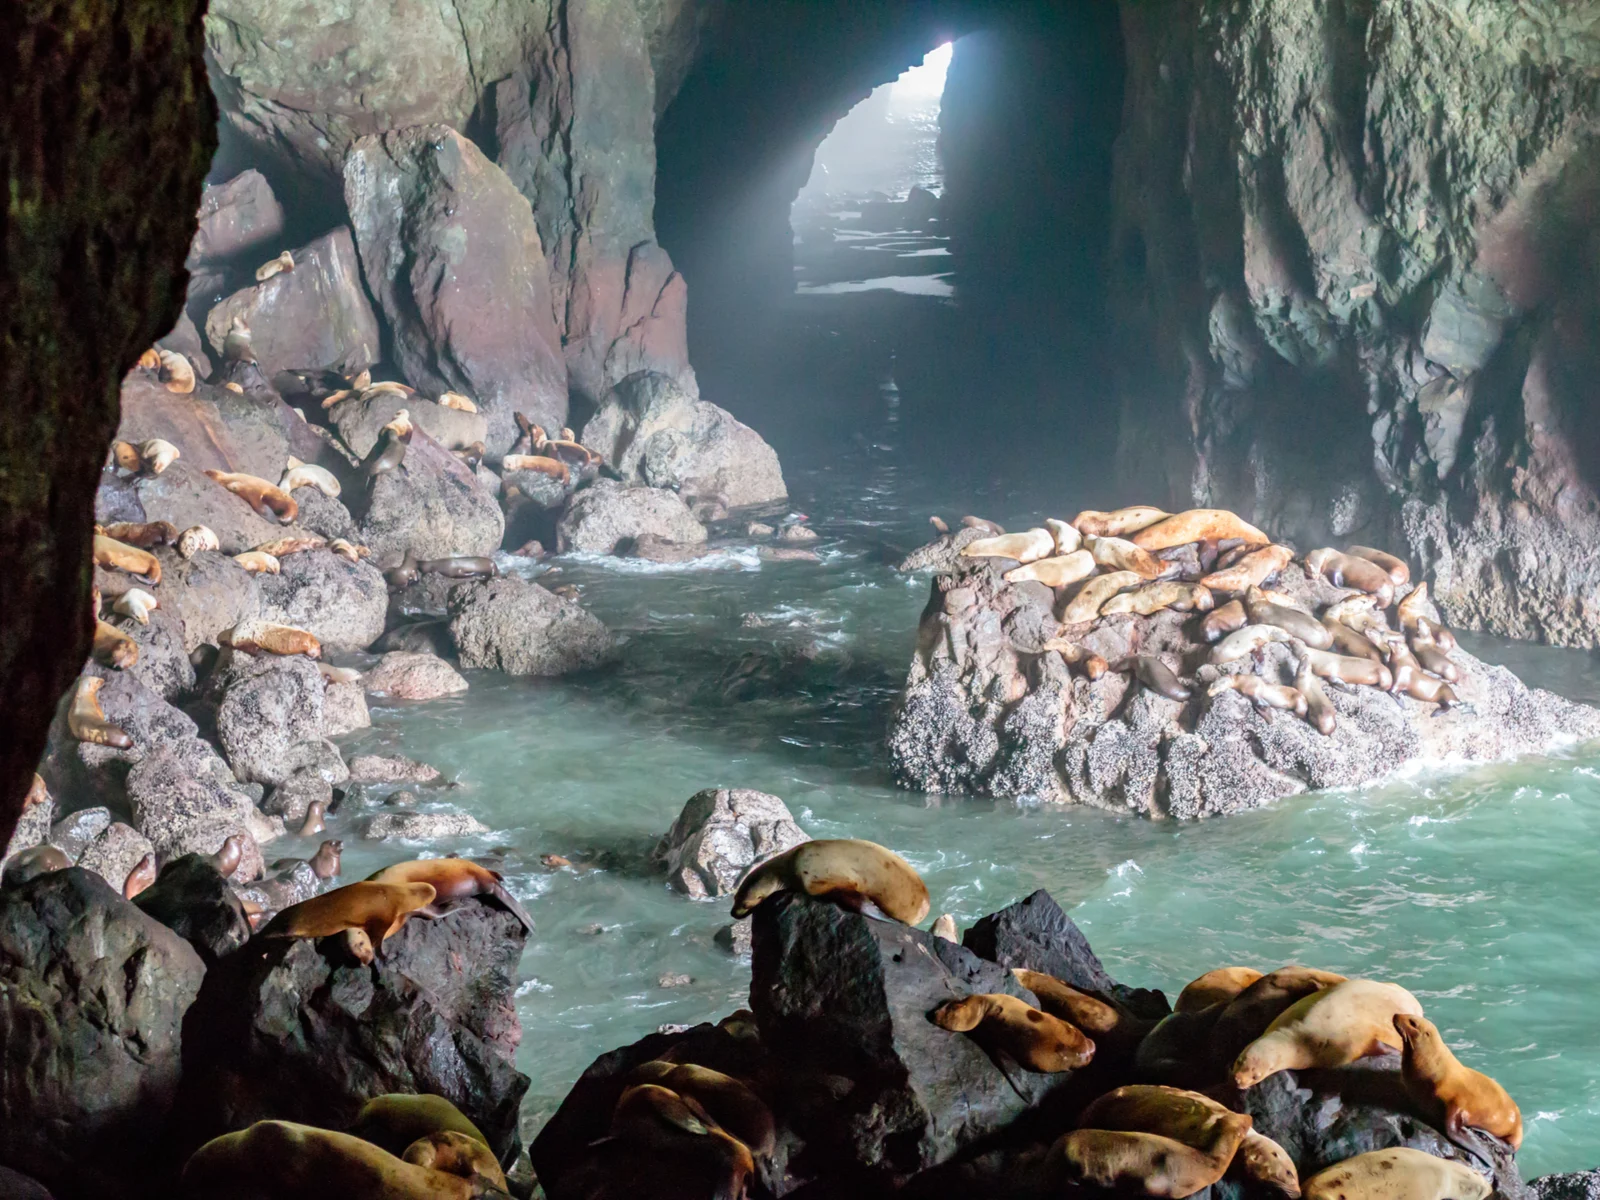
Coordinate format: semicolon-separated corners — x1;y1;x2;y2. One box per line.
448;577;615;676
364;811;490;840
653;787;809;899
363;650;469;700
556;479;707;555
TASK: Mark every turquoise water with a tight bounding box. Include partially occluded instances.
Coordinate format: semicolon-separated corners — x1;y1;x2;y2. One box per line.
303;437;1600;1178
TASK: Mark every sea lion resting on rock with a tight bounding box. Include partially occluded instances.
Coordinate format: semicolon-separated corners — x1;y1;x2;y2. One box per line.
1232;979;1423;1088
610;1083;755;1200
113;587;159;625
1305;548;1394;606
1209;674;1306;715
1062;570;1142;623
203;469;298;523
93;533;161;583
100;520;178;548
1199;543;1293;593
1012;968;1154;1056
260;881;438;964
68;676;132;748
1102;580;1213;616
1113;655;1191;702
1044;517;1082;553
1072;506;1169;538
348;1093;491;1160
1175;967;1263;1014
1199;599;1249;643
933;992;1095;1072
1393;1014;1522;1150
418;556;498;580
1303;1147;1490;1200
222;619;321;658
366;858;534;932
1210;966;1348;1066
1078;1086;1254;1162
961;528;1055;564
92;619;140;668
628;1062;776;1158
1006;549;1096;588
1087;535;1167;580
1132;509;1268;553
1053;1129;1235;1198
731;838;930;925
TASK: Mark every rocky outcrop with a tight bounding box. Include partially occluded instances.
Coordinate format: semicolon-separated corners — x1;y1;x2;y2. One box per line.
135;460;296;555
155;546;263;653
188;168;284;269
133;853;252;964
363;651;470;701
449;577;616;677
0;869;205;1199
213;652;345;790
345;126;568;450
359;428;505;562
329;391;488;460
653;787;809;899
117;368;295;480
256;549;387;652
556;479;708;554
364;811;490;840
583;371;787;511
76;821;155;894
126;747;267;882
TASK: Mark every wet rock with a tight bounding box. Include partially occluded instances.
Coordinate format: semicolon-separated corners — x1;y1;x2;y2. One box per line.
653;787;809;899
348;754;442;785
116;369;295;480
0;869;204;1199
177;896;530;1163
157;310;214;381
234;859;323;916
262;770;333;826
330;391;490;460
715;919;753;957
256;549;387;652
154;547;264;652
556;479;707;555
448;577;616;676
619;533;720;563
46;809;111;863
204;227;381;378
363;651;469;700
360;428;505;562
345;126;567;450
126;747;267;882
1534;1172;1600;1200
133;853;252;965
364;811;491;840
321;679;371;737
75;822;155;895
583;371;787;510
188;168;285;268
136;460;297;555
214;653;346;789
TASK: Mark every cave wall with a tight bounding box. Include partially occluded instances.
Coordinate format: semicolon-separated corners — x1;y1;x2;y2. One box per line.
1111;0;1600;644
0;0;215;849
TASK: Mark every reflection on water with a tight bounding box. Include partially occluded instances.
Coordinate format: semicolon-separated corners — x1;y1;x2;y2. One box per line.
796;273;955;297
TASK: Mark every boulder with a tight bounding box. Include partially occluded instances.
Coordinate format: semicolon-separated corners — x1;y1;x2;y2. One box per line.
347;755;441;785
363;651;469;700
652;788;809;899
329;391;489;459
176;896;531;1165
256;549;387;652
203;227;381;378
135;460;299;555
117;369;296;480
93;603;194;703
286;485;359;543
95;463;147;526
448;578;615;676
0;870;204;1199
261;770;333;826
153;547;263;653
157;310;214;381
583;371;787;511
188;168;285;268
46;808;112;863
359;428;505;562
556;479;707;555
75;822;155;895
213;653;346;788
1536;1174;1600;1200
133;853;252;965
364;811;490;840
321;679;371;737
344;126;567;450
126;748;267;882
2;788;54;863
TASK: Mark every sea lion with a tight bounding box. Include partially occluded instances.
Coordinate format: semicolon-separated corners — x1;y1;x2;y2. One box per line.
254;535;325;558
255;248;295;280
176;525;219;558
101;520;178;548
203;469;298;522
232;550;281;575
1199;544;1294;593
365;424;410;477
437;391;478;412
1232;979;1424;1088
1346;545;1410;587
1062;571;1142;623
299;800;327;837
454;442;487;470
1208;674;1306;715
731;838;930;925
122;853;157;899
1210;624;1293;665
136;348;162;370
367;857;535;932
1176;967;1264;1014
140;438;181;474
929;515;950;535
2;845;72;887
1210;967;1349;1064
1045;517;1083;554
1133;510;1270;553
1200;599;1249;643
329;538;364;564
1077;1085;1254;1160
23;773;48;812
1404;673;1463;708
402;1132;505;1192
348;1093;491;1159
180;1120;490;1200
611;1083;755;1200
1245;589;1332;648
1321;616;1386;662
1072;506;1170;538
961;528;1056;564
1305;549;1395;605
628;1062;776;1158
308;839;343;880
68;676;132;748
209;834;245;878
157;349;195;394
318;663;363;685
1298;646;1393;689
533;430;600;468
1087;535;1167;579
1101;581;1214;616
1041;639;1110;679
222;314;254;363
94;533;161;582
1410;636;1460;683
932;992;1095;1071
499;454;570;482
1053;1129;1232;1197
385;552;420;589
365;381;415;401
1393;1014;1522;1150
110;440;144;475
280;461;342;498
221;619;321;658
1231;1131;1302;1199
260;880;438;959
1013;968;1153;1056
1113;655;1191;701
418;556;498;579
961;515;1005;535
931;913;959;941
92;619;140;668
1302;1147;1491;1200
1296;658;1338;735
1397;583;1458;651
1005;549;1097;588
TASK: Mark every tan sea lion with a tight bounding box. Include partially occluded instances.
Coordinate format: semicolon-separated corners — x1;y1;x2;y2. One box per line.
1231;1130;1302;1198
933;992;1095;1071
931;913;959;941
140;438;181;474
122;853;157;899
157;349;195;394
1302;1147;1491;1200
1199;544;1294;593
1208;674;1306;715
1232;979;1424;1088
1299;646;1393;689
1113;655;1191;701
438;391;478;412
261;881;438;962
176;525;219;558
3;845;73;887
280;461;342;498
1077;1085;1254;1159
349;1093;491;1158
1054;1128;1232;1197
232;550;281;575
94;534;161;582
1005;549;1097;588
1346;545;1410;586
1404;673;1463;708
1013;968;1153;1056
1062;570;1142;623
101;520;178;548
254;535;325;558
1393;1013;1522;1150
364;381;414;400
1175;967;1264;1014
209;834;246;878
222;619;321;658
68;676;132;748
255;248;295;280
731;838;930;924
1398;583;1457;651
329;538;364;564
1045;517;1083;554
308;839;344;880
961;528;1056;564
418;556;498;579
110;440;144;475
1133;510;1270;553
1305;549;1394;605
1296;658;1338;735
928;515;950;535
1210;967;1349;1062
203;469;298;522
961;515;1005;535
1072;507;1170;538
1210;624;1292;665
611;1083;755;1199
93;619;140;668
1087;535;1167;579
136;347;162;371
318;663;363;684
1321;616;1385;662
1200;599;1249;643
1101;581;1214;616
366;425;411;476
1410;636;1460;683
401;1131;504;1191
367;857;535;932
628;1062;776;1158
23;773;48;812
500;454;571;483
1245;589;1332;648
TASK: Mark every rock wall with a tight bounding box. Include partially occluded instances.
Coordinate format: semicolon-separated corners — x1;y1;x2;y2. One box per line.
1110;0;1600;644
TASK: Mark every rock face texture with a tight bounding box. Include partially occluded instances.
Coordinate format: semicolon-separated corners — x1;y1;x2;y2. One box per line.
449;577;616;677
360;429;505;562
557;479;708;554
1110;2;1600;645
654;787;810;899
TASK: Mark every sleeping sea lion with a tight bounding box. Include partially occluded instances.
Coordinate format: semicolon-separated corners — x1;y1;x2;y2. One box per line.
1132;510;1269;553
1210;624;1292;665
93;619;140;669
1077;1085;1253;1160
1208;674;1306;715
1087;535;1167;579
1100;581;1213;616
610;1084;755;1200
1013;968;1154;1056
1175;967;1264;1014
1232;979;1424;1088
1005;550;1097;588
730;838;929;925
1062;571;1142;623
1072;507;1169;538
961;528;1056;564
68;676;132;748
418;556;498;580
1296;658;1338;735
203;469;298;523
402;1131;505;1192
1053;1129;1234;1197
94;534;161;583
1346;545;1410;586
1045;517;1082;554
1302;1147;1490;1200
933;992;1095;1072
1112;655;1191;701
627;1062;776;1158
100;520;178;548
1210;966;1348;1065
1245;588;1332;648
1305;549;1394;605
1199;544;1293;593
1199;599;1249;643
348;1093;491;1159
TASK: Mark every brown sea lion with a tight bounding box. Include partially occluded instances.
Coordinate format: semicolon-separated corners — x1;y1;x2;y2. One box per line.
1346;545;1410;587
1133;510;1270;553
1321;616;1385;662
1210;624;1292;664
1409;634;1460;683
1005;549;1097;588
308;839;344;880
1232;979;1424;1088
610;1083;755;1200
1304;549;1394;606
1404;673;1463;708
1296;658;1338;736
94;533;161;583
298;800;327;837
366;857;535;932
932;992;1096;1072
254;535;325;558
961;515;1005;535
101;520;178;548
1112;655;1191;701
1199;544;1294;593
122;853;158;899
1062;570;1142;623
92;619;140;669
203;469;298;523
402;1131;505;1192
1296;646;1392;690
1393;1013;1522;1150
348;1093;491;1159
1245;589;1332;648
222;619;321;658
1175;967;1264;1014
1072;506;1170;538
365;425;411;477
1397;582;1458;651
385;552;421;589
68;676;132;748
500;454;570;483
1101;581;1214;616
1013;968;1154;1056
1054;1128;1233;1197
961;528;1056;564
1208;674;1306;715
628;1062;776;1158
731;838;930;925
1302;1147;1491;1200
1077;1085;1254;1160
929;515;950;535
1199;599;1249;643
453;442;488;470
233;550;281;575
260;881;438;958
1231;1130;1302;1198
209;834;246;879
110;439;144;475
418;556;499;579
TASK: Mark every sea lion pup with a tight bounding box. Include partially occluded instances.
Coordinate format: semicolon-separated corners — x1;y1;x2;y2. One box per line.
418;556;499;579
730;838;930;925
1232;979;1424;1088
1176;967;1264;1014
1304;548;1395;606
308;839;344;880
255;248;295;280
1397;582;1458;651
628;1062;777;1158
1062;570;1142;623
2;845;73;887
261;881;438;963
1303;1147;1491;1200
1045;517;1083;554
932;992;1096;1072
101;520;178;548
1072;506;1170;538
1296;658;1338;735
180;1120;495;1200
1393;1014;1522;1150
438;391;478;412
1209;967;1349;1064
1053;1128;1232;1197
279;459;342;498
1112;655;1192;701
1078;1085;1254;1160
611;1083;755;1200
93;533;161;583
93;619;141;668
157;348;195;394
1012;968;1154;1056
1208;674;1306;716
960;527;1056;564
203;469;299;523
366;858;535;932
961;514;1005;535
1298;646;1393;690
1005;549;1097;588
1086;534;1168;580
233;550;282;575
139;438;181;474
68;676;133;748
1200;599;1249;643
299;800;327;837
1345;545;1410;587
499;454;571;483
176;524;220;558
1133;509;1270;553
122;853;158;899
1199;543;1294;593
349;1093;491;1159
110;439;144;475
1210;624;1292;665
1245;588;1332;648
222;619;321;658
1101;581;1214;616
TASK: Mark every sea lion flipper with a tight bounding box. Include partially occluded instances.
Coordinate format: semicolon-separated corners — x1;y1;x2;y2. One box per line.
490;883;536;932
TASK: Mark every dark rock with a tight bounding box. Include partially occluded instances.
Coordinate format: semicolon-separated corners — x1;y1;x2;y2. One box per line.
0;869;204;1199
0;1165;53;1200
155;546;264;653
1534;1173;1600;1200
556;479;707;555
126;747;268;882
177;896;530;1165
133;853;251;964
360;428;505;562
330;391;489;460
234;858;322;916
448;577;616;676
344;127;567;450
46;809;111;863
363;651;469;700
256;548;387;652
653;787;809;899
371;620;456;658
896;527;987;574
213;653;345;788
94;464;147;526
285;485;359;543
188;168;285;269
